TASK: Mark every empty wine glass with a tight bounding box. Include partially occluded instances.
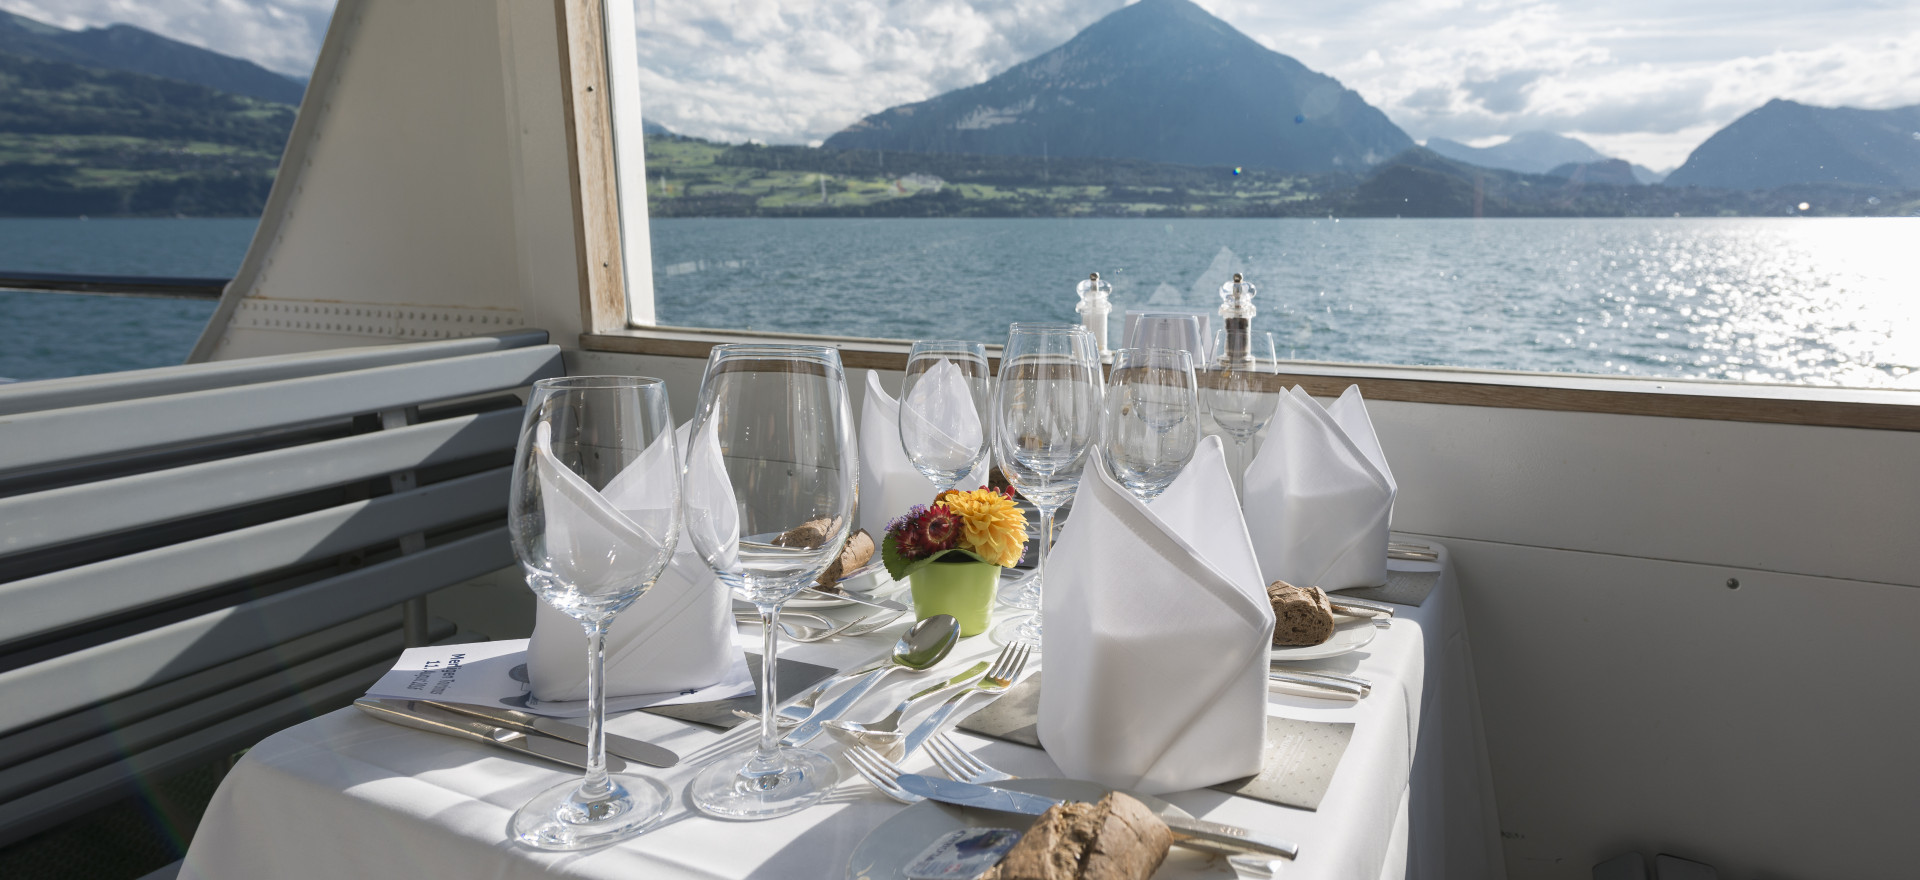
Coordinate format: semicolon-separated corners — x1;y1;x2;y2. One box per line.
507;376;680;850
683;344;855;819
991;323;1102;647
1103;347;1200;501
898;340;990;492
1203;329;1281;496
1124;312;1209;366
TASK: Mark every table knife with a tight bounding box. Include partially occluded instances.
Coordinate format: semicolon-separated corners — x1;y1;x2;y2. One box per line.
419;700;678;767
354;698;626;772
1327;595;1395;618
893;774;1298;860
1268;669;1369;698
799;588;911;613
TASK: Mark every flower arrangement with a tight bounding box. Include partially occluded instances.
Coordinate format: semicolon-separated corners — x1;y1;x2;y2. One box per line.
882;486;1028;578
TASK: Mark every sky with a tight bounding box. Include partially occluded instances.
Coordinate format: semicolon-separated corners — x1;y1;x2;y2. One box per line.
7;0;1917;170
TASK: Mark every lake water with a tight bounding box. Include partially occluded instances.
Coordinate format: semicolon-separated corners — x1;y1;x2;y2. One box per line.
4;216;1917;388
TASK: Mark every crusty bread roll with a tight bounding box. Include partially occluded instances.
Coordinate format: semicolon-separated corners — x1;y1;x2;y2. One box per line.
813;529;874;591
982;792;1171;880
1268;580;1335;646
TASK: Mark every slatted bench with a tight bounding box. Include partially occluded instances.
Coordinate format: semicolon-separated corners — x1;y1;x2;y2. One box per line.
0;330;562;847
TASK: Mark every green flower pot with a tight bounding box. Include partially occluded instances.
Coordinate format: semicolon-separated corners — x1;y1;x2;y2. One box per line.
908;559;1001;637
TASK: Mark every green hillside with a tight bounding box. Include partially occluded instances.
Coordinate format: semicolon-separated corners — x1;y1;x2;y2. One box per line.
0;51;290;217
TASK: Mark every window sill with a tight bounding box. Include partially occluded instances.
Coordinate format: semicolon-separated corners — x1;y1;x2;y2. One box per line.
582;326;1920;432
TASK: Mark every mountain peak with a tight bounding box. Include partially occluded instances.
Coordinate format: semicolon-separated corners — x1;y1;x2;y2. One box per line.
1665;98;1920;189
823;0;1410;173
0;8;305;105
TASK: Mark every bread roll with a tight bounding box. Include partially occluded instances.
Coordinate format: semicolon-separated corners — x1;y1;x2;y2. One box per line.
982;792;1171;880
813;529;875;591
1268;580;1334;646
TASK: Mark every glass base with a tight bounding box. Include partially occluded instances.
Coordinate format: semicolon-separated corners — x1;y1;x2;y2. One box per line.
510;773;670;851
991;613;1042;649
689;745;839;820
998;570;1042;610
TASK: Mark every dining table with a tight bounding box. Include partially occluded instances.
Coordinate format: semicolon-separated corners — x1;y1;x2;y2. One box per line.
179;536;1503;880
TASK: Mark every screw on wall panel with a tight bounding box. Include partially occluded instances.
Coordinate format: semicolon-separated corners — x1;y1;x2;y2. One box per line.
1726;578;1740;589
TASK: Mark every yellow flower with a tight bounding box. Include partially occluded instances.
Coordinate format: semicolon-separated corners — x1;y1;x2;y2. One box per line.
940;488;1028;568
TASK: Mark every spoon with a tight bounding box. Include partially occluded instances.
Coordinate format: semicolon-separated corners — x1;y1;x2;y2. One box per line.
778;614;960;747
824;660;989;758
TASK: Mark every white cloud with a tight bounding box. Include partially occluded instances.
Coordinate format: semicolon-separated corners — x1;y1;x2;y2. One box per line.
0;0;333;78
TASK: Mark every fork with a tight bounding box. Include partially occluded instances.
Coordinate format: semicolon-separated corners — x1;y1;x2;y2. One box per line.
733;609;894;643
898;641;1031;757
846;743;1300;860
925;732;1015;783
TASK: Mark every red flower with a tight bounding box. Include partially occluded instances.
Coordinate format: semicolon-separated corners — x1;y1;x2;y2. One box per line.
919;505;961;551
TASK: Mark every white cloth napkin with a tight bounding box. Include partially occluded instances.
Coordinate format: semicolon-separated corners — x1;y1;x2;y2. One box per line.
857;369;984;536
526;422;735;702
1037;435;1273;794
898;358;985;480
1242;385;1398;590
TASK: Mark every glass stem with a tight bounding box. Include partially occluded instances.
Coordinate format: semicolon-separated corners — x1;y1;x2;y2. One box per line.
580;617;612;798
1034;507;1055;590
756;604;782;759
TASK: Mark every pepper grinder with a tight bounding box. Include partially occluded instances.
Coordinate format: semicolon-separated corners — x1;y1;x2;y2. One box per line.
1076;271;1113;355
1218;272;1257;364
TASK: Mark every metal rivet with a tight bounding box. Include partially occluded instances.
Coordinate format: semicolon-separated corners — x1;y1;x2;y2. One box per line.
1726;578;1740;589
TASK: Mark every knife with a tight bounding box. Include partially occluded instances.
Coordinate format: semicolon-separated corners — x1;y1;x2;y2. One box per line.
419;700;679;767
1327;596;1395;618
354;698;626;772
893;774;1299;860
799;588;912;613
1268;671;1367;700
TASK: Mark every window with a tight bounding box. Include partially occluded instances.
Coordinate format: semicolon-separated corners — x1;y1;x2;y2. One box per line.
0;2;337;382
607;0;1919;390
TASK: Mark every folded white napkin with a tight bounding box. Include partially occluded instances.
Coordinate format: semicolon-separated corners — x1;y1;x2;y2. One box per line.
1241;385;1397;590
857;370;984;536
526;422;735;702
898;358;986;480
1038;436;1273;794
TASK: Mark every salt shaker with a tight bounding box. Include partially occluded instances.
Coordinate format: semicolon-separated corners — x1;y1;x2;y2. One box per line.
1076;272;1113;355
1218;272;1257;364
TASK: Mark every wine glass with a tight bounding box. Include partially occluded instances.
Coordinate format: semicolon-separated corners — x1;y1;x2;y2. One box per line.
991;323;1102;647
1103;347;1201;501
1203;329;1281;496
1124;312;1209;366
507;376;681;850
683;344;855;819
898;340;991;492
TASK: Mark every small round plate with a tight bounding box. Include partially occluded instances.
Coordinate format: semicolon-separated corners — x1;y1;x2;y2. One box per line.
846;778;1228;880
1269;617;1378;661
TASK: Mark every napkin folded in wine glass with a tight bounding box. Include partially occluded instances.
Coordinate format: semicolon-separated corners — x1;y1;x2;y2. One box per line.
526;422;736;702
1242;385;1397;591
856;369;984;536
1038;435;1274;794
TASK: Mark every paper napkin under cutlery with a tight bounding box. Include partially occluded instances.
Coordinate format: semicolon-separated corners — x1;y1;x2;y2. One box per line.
526;422;736;702
1242;385;1397;591
857;369;984;536
1038;435;1274;794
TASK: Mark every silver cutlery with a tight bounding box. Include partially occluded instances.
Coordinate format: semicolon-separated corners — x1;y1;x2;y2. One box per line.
824;661;990;755
898;641;1031;757
1267;670;1368;699
421;700;678;767
799;588;912;614
1266;667;1372;695
895;772;1301;861
780;615;960;747
354;698;625;772
1328;595;1396;618
732;608;903;642
925;732;1013;783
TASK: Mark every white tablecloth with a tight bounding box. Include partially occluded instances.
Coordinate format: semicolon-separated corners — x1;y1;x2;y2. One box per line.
181;542;1501;880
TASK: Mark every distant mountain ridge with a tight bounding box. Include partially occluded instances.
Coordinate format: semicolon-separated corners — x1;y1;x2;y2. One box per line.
824;0;1411;174
1665;99;1920;190
0;9;305;105
1425;131;1664;184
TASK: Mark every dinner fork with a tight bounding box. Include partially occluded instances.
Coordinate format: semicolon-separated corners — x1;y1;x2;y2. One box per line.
925;732;1015;783
898;641;1031;757
844;744;922;804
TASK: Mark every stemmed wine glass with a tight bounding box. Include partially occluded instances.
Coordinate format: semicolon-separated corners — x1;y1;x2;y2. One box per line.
1203;329;1281;497
991;323;1102;647
898;340;991;492
683;344;855;819
1103;347;1201;501
507;376;681;850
